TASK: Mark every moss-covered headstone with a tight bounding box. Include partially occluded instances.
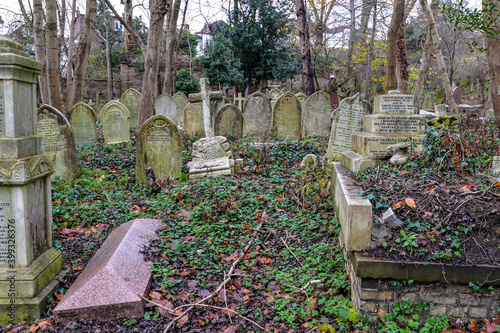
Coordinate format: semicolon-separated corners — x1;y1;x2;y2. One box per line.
100;101;131;144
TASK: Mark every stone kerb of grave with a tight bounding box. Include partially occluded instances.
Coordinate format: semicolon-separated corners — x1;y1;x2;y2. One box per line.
37;105;79;181
303;91;332;137
54;219;166;324
100;101;131;145
338;91;426;172
136;115;182;184
323;93;372;163
182;102;204;138
173;92;189;126
189;136;240;179
272;92;301;140
215;104;243;138
242;92;272;139
68;102;98;145
0;36;63;325
119;88;141;127
154;93;180;125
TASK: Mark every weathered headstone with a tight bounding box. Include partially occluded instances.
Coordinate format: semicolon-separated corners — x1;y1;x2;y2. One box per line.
422;94;434;110
242;92;272;139
215;104;243;138
119;88;141;127
68;102;98;145
183;102;205;138
296;92;307;112
173;92;189;125
37;105;79;181
491;156;500;174
188;78;222;137
233;92;245;111
154;93;180;124
100;101;131;144
330;93;339;111
272;92;301;140
324;93;372;162
435;104;447;117
0;36;63;325
269;89;281;109
453;87;462;104
54;219;165;324
435;88;444;105
95;101;107;115
136;116;182;184
303;92;332;137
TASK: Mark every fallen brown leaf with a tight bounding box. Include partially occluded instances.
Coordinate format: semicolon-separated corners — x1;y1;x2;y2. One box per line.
405;197;416;208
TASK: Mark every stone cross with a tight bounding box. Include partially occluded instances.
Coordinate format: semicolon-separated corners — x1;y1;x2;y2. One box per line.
188;78;222;137
234;92;245;110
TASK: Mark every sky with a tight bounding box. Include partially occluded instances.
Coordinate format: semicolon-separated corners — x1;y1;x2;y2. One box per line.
0;0;227;35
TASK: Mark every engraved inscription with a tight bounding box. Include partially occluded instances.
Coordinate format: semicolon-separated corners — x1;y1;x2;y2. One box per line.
273;95;301;139
0;81;4;137
368;116;425;134
71;109;97;145
0;189;12;265
103;107;129;143
376;95;413;114
146;128;172;143
38;117;66;153
243;95;272;138
492;156;500;171
330;101;367;156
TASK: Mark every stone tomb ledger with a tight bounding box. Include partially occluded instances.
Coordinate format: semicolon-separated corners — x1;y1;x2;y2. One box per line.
100;101;131;144
136;116;182;184
0;36;63;325
37;105;79;181
339;91;427;172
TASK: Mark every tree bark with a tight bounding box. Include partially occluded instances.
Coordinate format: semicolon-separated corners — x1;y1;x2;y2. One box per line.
413;0;438;113
484;0;500;118
385;0;405;91
359;0;373;43
65;0;77;114
162;0;182;94
363;0;377;100
67;0;97;109
124;0;135;57
33;0;49;104
172;0;189;94
419;0;457;114
346;0;356;78
103;0;146;55
396;15;409;94
58;0;66;67
138;0;169;128
46;0;63;111
295;0;314;96
18;0;33;26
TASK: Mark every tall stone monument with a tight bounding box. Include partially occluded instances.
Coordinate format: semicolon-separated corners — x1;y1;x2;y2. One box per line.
0;36;63;325
188;78;222;138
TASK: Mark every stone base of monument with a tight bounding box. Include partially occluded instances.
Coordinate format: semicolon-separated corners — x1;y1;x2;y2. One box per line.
0;248;63;325
330;162;500;321
189;157;233;180
351;132;426;159
338;151;376;173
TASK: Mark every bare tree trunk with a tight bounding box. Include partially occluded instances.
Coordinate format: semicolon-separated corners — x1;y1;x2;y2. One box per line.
413;0;438;113
18;0;33;26
485;0;500;118
65;0;77;114
396;16;409;94
295;0;314;95
172;0;189;95
68;0;97;108
419;0;457;114
138;0;169;128
363;0;377;100
124;0;135;57
448;37;457;85
386;0;405;91
346;0;356;78
103;0;146;55
105;23;113;100
46;0;63;111
58;0;66;66
33;0;49;104
162;0;182;94
359;0;373;43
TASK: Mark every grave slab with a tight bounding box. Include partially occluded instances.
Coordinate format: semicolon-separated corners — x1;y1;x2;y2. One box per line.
189;157;232;180
54;219;166;324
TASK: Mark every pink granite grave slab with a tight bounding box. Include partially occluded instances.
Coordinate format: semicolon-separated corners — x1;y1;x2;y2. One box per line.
54;219;165;324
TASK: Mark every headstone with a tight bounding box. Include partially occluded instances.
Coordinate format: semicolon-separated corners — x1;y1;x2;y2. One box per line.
491;156;500;174
324;93;372;162
119;88;141;127
54;219;166;324
37;105;79;181
0;36;63;325
435;104;447;117
233;92;245;111
422;94;434;110
269;89;280;109
189;136;236;179
303;92;332;137
330;93;339;111
154;93;180;124
68;102;98;145
100;101;131;144
183;102;205;138
95;101;107;115
435;88;444;104
136;116;182;184
173;92;189;126
453;87;462;104
242;92;272;139
188;78;222;137
215;104;243;138
295;92;307;111
272;92;301;140
337;91;427;172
